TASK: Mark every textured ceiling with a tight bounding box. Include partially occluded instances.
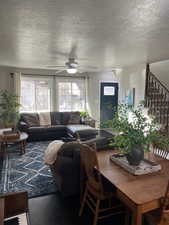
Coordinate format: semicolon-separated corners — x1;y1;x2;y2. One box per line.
1;0;169;71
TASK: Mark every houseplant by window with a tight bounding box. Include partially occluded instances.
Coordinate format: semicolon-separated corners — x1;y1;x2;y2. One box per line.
0;90;20;129
80;111;89;122
105;103;169;166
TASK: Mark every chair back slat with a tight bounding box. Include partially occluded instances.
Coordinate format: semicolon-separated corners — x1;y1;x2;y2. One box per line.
151;144;169;159
80;145;104;195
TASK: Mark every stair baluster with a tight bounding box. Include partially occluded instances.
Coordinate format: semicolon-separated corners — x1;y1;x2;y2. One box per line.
145;64;169;134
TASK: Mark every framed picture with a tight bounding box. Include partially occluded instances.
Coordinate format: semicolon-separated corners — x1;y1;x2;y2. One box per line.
125;88;135;106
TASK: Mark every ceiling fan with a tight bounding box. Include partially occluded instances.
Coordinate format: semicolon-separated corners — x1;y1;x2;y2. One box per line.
45;44;120;74
45;42;100;74
46;57;99;74
47;57;78;74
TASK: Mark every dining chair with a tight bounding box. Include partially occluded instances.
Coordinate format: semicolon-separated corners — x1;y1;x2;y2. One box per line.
79;144;124;225
151;143;169;159
145;180;169;225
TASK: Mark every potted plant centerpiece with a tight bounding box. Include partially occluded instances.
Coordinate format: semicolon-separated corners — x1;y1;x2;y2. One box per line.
106;103;169;166
0;90;21;129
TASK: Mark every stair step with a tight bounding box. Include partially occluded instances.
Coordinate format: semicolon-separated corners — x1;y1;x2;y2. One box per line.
148;112;169;120
149;107;169;111
147;87;159;92
148;94;165;98
149;112;169;118
147;101;169;105
146;71;169;135
149;106;169;110
148;113;169;117
147;83;157;88
147;88;164;94
148;108;169;113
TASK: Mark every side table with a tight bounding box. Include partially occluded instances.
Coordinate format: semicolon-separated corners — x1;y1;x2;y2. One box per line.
0;132;29;155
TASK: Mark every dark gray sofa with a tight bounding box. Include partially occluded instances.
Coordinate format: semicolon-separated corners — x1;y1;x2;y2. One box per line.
18;112;97;141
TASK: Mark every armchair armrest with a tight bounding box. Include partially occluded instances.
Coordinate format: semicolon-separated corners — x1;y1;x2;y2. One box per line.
17;121;29;132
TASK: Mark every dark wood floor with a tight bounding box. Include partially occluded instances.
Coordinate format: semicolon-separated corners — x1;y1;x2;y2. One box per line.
29;193;125;225
29;194;80;225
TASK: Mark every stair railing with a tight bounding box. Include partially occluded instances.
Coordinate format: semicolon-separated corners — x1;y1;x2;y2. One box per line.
145;64;169;132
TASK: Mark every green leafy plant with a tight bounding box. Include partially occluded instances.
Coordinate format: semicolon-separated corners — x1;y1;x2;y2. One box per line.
80;111;89;118
106;103;169;154
0;90;21;128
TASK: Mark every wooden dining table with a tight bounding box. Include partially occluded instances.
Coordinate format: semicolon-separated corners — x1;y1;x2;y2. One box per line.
96;150;169;225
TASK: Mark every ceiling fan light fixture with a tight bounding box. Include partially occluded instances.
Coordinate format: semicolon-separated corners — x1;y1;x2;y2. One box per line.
66;67;77;74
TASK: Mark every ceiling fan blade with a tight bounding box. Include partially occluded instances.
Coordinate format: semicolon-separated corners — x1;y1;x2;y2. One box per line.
51;50;68;58
45;65;65;68
69;42;78;59
79;65;99;69
55;69;66;74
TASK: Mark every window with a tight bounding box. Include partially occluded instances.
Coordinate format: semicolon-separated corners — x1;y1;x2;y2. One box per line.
20;75;86;112
57;78;86;112
20;77;52;112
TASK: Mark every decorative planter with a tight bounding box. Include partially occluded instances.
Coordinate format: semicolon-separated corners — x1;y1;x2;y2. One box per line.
126;145;144;166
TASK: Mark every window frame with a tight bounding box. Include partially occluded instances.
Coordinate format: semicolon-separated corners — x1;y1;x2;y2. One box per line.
20;75;87;113
56;77;87;112
20;75;53;113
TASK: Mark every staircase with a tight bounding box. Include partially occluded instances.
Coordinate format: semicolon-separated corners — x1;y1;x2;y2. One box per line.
145;64;169;133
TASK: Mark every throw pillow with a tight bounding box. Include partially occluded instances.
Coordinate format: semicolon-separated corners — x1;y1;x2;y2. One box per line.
39;112;51;126
50;112;61;125
68;112;81;124
21;113;40;127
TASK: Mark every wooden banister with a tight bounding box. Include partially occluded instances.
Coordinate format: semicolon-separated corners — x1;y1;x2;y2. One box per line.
144;64;150;106
149;72;169;96
145;64;169;134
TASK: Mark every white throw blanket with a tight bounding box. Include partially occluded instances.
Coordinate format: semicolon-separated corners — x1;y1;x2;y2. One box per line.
44;140;64;165
39;112;51;126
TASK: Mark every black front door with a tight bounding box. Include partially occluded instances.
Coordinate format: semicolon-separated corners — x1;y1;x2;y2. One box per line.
100;82;118;124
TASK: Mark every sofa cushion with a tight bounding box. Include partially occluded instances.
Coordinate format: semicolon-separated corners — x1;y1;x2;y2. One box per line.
28;125;67;133
62;112;81;125
61;112;71;125
66;124;98;138
68;112;81;124
20;113;40;127
39;112;51;126
50;112;62;125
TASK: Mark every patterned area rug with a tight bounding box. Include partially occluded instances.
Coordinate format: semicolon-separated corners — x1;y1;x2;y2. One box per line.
0;141;57;198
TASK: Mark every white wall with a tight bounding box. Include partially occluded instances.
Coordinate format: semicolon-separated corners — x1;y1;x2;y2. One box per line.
151;60;169;88
87;71;120;124
0;66;119;124
86;64;146;125
0;65;146;125
0;66;87;92
0;66;55;92
119;64;146;106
